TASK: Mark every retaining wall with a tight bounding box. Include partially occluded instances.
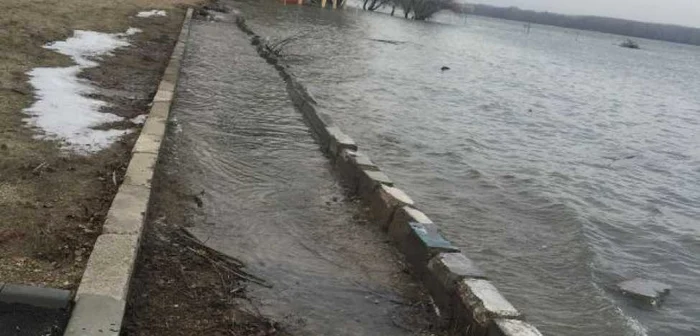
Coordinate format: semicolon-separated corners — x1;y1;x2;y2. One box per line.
62;8;194;336
236;16;544;336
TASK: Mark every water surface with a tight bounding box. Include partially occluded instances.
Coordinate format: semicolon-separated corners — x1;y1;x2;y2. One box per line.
231;2;700;335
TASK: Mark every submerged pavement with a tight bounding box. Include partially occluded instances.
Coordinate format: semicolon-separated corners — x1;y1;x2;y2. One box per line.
159;14;433;335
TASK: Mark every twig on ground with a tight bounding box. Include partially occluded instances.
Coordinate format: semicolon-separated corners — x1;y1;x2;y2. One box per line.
176;226;272;288
32;162;47;174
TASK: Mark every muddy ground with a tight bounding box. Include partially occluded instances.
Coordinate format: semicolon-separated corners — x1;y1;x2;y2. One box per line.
0;0;200;290
121;134;286;335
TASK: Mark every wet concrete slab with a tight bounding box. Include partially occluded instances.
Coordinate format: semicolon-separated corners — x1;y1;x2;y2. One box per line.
159;15;435;335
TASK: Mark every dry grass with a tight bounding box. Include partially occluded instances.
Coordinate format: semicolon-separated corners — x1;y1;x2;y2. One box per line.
0;0;203;289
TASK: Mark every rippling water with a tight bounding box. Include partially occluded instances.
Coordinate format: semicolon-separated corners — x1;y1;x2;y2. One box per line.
229;1;700;335
167;16;436;334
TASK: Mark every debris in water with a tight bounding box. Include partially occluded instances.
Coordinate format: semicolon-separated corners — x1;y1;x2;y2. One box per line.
618;278;671;307
193;190;205;208
136;10;167;18
441;66;450;71
368;38;405;45
620;39;640;49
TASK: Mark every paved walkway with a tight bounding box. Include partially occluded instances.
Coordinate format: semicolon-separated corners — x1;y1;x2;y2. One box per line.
158;14;432;335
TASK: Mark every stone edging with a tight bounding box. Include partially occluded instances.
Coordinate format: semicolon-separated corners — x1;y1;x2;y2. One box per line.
62;8;194;336
235;16;543;336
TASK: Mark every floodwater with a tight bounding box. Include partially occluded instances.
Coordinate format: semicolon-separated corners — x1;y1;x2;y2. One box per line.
166;15;437;335
229;1;700;335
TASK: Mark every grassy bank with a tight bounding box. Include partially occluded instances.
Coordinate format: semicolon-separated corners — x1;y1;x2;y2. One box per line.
0;0;201;290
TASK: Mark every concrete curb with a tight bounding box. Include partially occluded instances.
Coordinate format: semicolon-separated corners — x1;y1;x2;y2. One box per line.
235;16;544;336
62;8;194;336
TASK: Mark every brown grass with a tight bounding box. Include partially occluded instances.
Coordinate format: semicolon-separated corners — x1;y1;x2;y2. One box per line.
0;0;202;289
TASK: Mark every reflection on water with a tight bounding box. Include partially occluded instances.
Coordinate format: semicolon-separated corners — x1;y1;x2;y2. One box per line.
230;1;700;335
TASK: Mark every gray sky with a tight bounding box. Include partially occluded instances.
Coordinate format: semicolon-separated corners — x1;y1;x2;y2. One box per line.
475;0;700;27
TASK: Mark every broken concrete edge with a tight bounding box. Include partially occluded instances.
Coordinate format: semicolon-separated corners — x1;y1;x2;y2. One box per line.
234;15;542;336
63;8;193;336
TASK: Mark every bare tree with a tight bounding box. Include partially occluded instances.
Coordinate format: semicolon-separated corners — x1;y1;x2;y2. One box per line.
391;0;452;20
363;0;391;11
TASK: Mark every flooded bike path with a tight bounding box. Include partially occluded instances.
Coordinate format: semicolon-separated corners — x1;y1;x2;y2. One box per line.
162;15;434;335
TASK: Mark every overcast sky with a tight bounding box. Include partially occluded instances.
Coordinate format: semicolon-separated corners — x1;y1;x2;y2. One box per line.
475;0;700;27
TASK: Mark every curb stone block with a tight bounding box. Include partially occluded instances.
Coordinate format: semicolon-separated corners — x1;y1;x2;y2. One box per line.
388;205;432;243
426;252;487;314
617;278;671;306
132;115;167;154
428;252;487;290
369;185;415;229
102;184;150;235
290;78;316;104
63;294;125;336
326;126;357;158
156;79;176;95
163;64;181;82
302;104;333;146
65;7;193;336
75;234;140;302
357;168;393;200
148;101;172;120
132;129;163;154
286;79;307;107
122;152;159;188
0;284;71;309
456;279;522;332
314;110;335;145
139;114;167;137
349;151;376;169
399;222;459;271
489;319;543;336
162;62;181;83
153;89;174;102
336;149;378;192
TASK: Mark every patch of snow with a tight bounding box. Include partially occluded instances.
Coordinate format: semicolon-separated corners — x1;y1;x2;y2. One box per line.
23;28;142;153
130;114;147;125
125;27;143;35
136;10;167;18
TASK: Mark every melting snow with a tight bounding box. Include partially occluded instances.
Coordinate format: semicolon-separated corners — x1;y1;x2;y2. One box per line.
23;28;141;153
126;27;143;35
136;10;167;18
130;114;147;125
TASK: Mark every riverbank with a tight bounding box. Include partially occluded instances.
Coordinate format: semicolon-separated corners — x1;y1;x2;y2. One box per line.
0;0;200;295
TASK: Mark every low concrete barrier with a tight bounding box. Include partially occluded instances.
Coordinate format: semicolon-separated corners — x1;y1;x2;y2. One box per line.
235;15;543;336
63;8;194;336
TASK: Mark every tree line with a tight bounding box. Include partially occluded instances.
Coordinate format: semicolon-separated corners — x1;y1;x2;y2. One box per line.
358;1;700;46
466;4;700;46
362;0;454;20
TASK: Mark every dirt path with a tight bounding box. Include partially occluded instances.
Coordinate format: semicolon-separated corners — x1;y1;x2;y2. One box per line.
0;0;201;291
